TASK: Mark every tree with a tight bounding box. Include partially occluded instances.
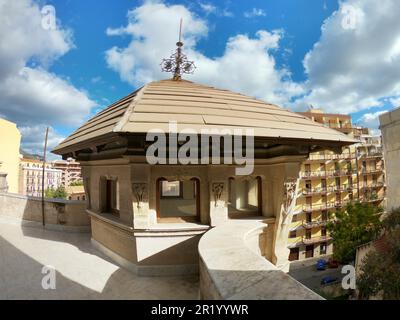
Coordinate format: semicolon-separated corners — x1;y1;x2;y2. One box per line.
69;180;83;186
327;202;383;263
45;186;68;199
357;208;400;299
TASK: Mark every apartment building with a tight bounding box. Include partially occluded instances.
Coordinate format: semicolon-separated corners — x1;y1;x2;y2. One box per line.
0;118;21;193
52;158;82;187
19;158;62;197
287;108;386;261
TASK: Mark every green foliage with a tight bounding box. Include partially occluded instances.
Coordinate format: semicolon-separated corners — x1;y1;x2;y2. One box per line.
69;180;83;186
44;186;68;199
327;202;383;263
357;208;400;299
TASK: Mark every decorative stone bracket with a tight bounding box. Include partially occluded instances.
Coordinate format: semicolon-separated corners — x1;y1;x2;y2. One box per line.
212;182;224;207
273;177;300;272
281;178;299;226
132;183;147;209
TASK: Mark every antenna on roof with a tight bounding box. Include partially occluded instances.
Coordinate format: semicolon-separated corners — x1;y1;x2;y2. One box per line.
161;18;196;80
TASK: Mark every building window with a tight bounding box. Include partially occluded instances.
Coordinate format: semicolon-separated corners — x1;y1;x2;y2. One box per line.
160;180;182;198
305;180;312;191
100;177;119;215
320;242;327;255
321;179;327;189
156;178;200;221
289;230;297;238
306;229;312;239
228;177;262;216
321;226;327;237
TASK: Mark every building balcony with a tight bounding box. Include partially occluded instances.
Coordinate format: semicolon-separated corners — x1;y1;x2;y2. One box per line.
301;235;332;245
302;219;329;229
326;169;357;177
359;151;383;158
301;169;357;179
360;182;385;189
300;171;327;179
360;168;384;174
302;202;337;212
302;187;328;195
306;153;356;162
362;195;386;203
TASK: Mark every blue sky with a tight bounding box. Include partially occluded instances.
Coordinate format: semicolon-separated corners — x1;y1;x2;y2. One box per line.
1;0;400;157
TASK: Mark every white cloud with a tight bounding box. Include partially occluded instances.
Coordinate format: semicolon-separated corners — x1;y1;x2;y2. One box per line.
0;0;97;155
221;9;234;17
91;76;102;84
105;1;301;108
244;8;266;18
19;125;65;160
199;2;216;15
390;96;400;108
357;110;388;130
299;0;400;114
0;67;95;126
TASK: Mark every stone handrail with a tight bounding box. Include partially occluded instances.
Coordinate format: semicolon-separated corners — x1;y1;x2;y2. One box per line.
198;219;323;300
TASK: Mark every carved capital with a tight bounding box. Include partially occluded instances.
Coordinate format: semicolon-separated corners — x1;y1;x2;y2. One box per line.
212;182;224;207
283;179;297;212
132;183;147;208
281;178;299;225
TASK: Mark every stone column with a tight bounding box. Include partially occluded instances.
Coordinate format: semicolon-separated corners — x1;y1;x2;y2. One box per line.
209;181;228;226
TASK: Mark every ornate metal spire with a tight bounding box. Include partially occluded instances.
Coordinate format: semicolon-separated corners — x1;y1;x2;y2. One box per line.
161;19;196;80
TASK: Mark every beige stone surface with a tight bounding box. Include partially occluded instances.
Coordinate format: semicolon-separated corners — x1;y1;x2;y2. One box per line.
198;219;323;300
380;107;400;210
0;218;198;300
0;193;89;228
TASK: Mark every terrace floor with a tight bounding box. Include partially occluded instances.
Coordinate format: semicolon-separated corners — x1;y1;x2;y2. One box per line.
0;217;199;299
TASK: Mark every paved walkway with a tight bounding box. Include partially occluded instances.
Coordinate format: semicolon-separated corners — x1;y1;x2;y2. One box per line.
0;218;199;299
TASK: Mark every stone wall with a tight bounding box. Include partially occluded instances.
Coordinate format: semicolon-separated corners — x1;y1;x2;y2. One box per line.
0;192;89;230
380;108;400;210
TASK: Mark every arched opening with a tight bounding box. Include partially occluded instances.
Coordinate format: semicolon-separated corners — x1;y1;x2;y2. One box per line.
156;177;200;222
227;176;262;218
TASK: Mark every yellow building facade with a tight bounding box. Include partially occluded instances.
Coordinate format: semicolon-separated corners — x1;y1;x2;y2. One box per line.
0;118;21;193
287;109;386;261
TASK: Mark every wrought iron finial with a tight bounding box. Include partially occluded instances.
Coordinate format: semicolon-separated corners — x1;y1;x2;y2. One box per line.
161;19;196;80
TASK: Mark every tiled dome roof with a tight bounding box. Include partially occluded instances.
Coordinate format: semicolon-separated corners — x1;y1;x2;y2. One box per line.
53;79;355;153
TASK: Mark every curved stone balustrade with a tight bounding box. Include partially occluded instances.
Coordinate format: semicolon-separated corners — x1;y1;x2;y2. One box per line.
198;219;323;300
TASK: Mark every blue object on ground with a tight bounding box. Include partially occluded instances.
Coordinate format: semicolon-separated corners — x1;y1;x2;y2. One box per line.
316;259;327;270
321;276;339;285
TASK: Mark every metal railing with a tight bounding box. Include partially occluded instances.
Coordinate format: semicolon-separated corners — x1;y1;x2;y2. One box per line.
360;167;384;174
301;169;357;179
358;151;383;158
302;219;329;229
360;182;385;189
306;153;356;161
